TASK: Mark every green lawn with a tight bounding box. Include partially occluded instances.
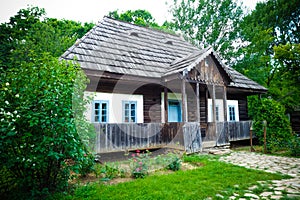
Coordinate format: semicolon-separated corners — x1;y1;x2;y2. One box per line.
54;155;288;200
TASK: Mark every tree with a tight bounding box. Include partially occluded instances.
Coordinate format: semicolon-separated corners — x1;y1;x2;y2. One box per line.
0;6;94;70
235;0;300;113
108;9;159;27
169;0;244;63
0;7;95;198
248;97;292;152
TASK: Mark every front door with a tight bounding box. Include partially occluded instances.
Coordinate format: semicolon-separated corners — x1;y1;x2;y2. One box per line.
168;100;182;122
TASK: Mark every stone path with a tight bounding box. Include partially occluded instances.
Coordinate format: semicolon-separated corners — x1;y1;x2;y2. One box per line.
219;152;300;199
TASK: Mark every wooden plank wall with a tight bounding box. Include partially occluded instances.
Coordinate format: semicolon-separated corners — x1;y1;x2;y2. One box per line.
227;94;249;121
93;122;202;153
205;121;252;145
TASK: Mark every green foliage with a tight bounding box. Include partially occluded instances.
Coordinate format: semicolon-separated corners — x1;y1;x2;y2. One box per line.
166;155;181;171
108;9;159;27
0;53;95;198
287;136;300;157
129;150;150;179
235;0;300;113
169;0;244;63
62;155;286;200
98;163;125;180
0;6;94;70
248;97;292;152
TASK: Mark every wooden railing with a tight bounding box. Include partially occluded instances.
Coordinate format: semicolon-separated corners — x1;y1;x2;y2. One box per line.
92;121;251;153
205;121;252;146
93;122;202;153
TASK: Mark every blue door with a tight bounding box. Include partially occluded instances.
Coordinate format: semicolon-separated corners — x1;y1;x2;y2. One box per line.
168;100;182;122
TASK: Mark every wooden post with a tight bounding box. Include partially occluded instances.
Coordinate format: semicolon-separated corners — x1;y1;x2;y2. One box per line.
250;121;255;152
223;86;228;142
212;85;216;123
263;120;267;154
196;82;200;123
223;86;227;122
181;78;188;122
164;86;168;123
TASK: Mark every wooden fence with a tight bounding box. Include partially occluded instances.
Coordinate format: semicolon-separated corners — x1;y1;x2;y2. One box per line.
205;121;252;146
92;121;251;153
93;122;202;153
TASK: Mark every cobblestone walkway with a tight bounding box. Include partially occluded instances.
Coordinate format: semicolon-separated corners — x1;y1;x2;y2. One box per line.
219;152;300;199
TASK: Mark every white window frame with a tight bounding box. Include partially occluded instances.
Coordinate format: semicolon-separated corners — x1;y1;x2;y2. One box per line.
227;100;239;122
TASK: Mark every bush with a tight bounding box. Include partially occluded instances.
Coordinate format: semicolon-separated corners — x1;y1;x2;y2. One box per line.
0;54;95;198
129;150;150;179
248;97;292;152
167;155;182;171
99;163;125;180
288;136;300;157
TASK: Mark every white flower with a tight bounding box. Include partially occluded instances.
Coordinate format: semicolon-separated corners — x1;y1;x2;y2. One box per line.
15;94;19;98
13;110;17;114
31;145;34;148
33;163;35;167
5;82;9;86
16;115;20;118
5;101;9;105
6;112;11;116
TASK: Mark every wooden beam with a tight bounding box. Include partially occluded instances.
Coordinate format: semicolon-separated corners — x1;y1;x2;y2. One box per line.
223;86;227;121
164;86;168;123
196;82;201;122
181;78;188;122
212;84;216;123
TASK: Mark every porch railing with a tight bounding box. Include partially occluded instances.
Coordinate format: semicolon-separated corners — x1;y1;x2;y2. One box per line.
92;121;252;153
205;120;252;146
93;122;202;154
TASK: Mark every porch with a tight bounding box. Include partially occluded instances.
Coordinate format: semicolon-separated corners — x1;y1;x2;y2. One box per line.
92;121;252;153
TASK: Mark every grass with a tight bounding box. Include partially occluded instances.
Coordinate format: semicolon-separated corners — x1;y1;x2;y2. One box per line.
53;154;288;200
232;144;300;158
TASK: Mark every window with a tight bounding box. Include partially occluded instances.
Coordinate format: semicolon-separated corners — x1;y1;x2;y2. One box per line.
228;105;236;121
123;101;137;122
93;100;109;122
210;105;220;121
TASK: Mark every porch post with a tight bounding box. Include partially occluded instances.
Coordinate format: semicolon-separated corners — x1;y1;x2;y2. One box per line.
164;86;168;123
181;78;188;122
196;82;201;123
212;84;216;123
223;86;227;121
223;85;229;143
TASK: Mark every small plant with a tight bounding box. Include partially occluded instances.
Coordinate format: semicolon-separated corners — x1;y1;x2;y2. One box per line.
129;150;150;179
167;156;181;171
100;163;125;180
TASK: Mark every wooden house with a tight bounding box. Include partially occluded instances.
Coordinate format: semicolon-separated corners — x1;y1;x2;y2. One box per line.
61;17;267;153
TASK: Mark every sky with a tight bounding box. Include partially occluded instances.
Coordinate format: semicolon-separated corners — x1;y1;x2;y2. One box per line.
0;0;260;25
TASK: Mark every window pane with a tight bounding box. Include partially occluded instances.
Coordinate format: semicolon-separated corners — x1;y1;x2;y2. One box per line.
101;115;107;122
102;103;107;110
125;103;129;110
95;103;99;109
95;116;99;122
131;116;136;122
229;106;235;121
130;103;135;110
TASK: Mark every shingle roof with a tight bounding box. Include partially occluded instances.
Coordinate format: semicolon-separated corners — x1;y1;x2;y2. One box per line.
61;17;267;92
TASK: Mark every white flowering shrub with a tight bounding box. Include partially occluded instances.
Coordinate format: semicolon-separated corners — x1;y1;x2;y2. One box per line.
0;54;95;198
